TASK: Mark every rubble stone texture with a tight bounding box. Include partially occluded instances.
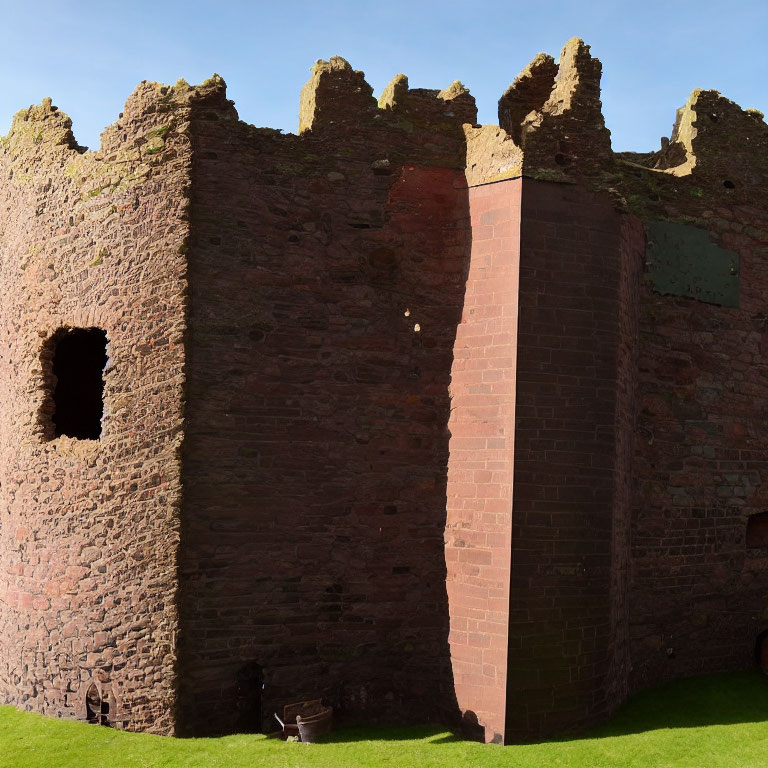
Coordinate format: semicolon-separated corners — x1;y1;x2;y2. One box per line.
1;36;767;744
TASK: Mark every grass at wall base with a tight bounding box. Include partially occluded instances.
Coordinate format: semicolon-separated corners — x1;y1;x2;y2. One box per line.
2;671;768;768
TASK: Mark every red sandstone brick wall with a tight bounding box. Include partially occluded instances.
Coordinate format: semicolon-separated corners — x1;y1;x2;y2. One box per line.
629;206;768;691
176;93;473;734
0;85;192;732
604;216;644;708
505;180;631;740
445;178;521;744
445;178;644;743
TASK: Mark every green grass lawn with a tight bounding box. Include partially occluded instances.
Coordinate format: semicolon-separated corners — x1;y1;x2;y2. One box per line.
3;671;768;768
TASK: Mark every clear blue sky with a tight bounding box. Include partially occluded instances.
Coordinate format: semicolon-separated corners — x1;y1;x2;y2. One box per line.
1;0;766;152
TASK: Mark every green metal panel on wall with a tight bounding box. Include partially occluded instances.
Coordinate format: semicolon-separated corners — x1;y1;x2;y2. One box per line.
646;221;740;307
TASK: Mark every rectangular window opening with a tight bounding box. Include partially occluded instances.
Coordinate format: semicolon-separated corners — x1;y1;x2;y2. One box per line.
43;327;108;441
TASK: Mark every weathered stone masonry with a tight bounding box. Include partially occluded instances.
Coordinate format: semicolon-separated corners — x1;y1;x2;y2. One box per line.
1;37;767;743
0;84;192;733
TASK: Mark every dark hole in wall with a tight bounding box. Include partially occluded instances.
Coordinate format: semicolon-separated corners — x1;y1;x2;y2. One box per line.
746;512;768;548
85;683;111;726
85;683;100;723
50;328;108;440
234;662;264;733
755;630;768;673
554;140;571;166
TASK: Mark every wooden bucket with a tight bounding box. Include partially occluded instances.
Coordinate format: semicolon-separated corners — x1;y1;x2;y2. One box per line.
296;706;333;743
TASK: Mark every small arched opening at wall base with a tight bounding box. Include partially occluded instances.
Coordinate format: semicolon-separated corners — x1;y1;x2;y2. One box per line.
39;327;108;441
755;630;768;675
234;662;265;733
85;683;111;726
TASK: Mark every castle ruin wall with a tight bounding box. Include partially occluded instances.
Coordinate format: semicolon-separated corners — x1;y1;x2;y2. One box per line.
1;37;767;744
175;62;475;734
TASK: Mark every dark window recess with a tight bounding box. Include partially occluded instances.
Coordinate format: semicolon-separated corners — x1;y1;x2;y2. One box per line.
746;512;768;548
51;328;108;440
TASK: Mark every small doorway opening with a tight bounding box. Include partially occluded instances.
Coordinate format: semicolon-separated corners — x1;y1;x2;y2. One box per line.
235;662;264;733
85;683;110;726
